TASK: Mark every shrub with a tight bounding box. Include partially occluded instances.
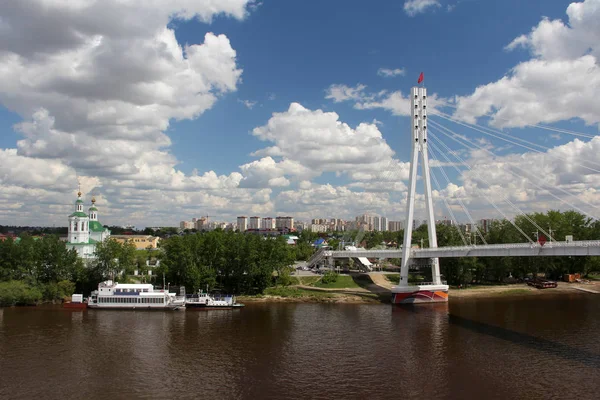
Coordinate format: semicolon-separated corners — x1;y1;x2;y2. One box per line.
39;280;76;301
321;270;339;284
0;281;43;306
276;267;294;287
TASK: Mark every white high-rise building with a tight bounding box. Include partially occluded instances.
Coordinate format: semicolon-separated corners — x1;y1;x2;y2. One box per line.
372;216;389;232
180;221;194;230
237;216;248;232
381;217;388;231
275;216;294;231
309;224;328;233
249;216;261;230
388;221;403;232
261;217;275;229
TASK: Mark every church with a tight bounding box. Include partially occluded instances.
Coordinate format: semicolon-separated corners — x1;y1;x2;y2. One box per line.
66;192;111;258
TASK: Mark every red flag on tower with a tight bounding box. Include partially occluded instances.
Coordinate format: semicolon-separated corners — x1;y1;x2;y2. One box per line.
417;72;424;84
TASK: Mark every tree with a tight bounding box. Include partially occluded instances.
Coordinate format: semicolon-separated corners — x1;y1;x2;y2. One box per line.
93;238;124;280
118;240;137;278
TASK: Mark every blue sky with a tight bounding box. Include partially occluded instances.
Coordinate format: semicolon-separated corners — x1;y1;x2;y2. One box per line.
1;0;599;227
168;0;574;175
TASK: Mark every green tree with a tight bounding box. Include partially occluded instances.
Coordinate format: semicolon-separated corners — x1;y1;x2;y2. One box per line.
93;238;124;280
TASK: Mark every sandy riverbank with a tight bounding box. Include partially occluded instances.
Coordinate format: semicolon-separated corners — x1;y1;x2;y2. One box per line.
238;281;599;304
449;281;599;298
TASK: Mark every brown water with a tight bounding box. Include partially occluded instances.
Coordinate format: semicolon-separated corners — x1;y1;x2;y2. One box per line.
1;294;599;400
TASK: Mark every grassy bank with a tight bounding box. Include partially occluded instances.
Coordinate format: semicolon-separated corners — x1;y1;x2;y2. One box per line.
264;286;334;298
313;275;361;289
289;276;321;286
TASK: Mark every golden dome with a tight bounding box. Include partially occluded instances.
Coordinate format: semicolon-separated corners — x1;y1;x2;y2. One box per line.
91;197;96;204
77;191;82;197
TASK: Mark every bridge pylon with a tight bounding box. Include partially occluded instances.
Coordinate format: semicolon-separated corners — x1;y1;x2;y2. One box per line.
391;85;449;304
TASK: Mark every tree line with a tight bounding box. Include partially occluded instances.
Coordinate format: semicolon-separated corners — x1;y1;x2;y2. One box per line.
2;210;598;305
0;230;299;305
0;234;141;306
156;230;296;294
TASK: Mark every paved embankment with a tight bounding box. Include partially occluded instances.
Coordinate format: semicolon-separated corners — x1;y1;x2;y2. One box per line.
368;273;395;290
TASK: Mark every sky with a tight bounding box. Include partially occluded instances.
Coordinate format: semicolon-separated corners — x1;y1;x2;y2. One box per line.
1;0;600;228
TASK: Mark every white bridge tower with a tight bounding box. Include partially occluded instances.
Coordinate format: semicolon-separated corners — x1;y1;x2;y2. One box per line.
391;85;449;304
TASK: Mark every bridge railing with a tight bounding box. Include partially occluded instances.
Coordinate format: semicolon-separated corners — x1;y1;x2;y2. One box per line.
410;281;448;286
413;240;600;254
306;248;334;267
326;240;600;259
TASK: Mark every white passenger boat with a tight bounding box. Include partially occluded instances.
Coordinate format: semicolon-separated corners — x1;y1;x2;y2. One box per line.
185;291;244;310
87;280;186;310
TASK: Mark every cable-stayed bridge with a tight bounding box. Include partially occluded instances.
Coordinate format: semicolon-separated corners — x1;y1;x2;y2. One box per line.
310;83;600;304
310;240;600;264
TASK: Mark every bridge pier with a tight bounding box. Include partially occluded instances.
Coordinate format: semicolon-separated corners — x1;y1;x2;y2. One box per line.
392;85;448;304
392;258;448;303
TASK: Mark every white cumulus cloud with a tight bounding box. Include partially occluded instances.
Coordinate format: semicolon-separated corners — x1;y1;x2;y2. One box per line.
404;0;441;16
378;68;406;77
453;0;600;129
0;0;260;226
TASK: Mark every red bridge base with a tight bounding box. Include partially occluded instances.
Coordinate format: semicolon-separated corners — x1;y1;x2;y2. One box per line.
391;285;449;304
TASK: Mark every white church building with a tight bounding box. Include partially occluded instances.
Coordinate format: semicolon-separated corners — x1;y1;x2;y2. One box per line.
66;192;111;258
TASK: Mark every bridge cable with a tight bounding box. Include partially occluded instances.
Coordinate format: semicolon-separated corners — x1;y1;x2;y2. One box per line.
429;129;557;242
428;136;533;242
432;110;600;171
428;133;541;243
430;130;556;242
429;118;599;221
431;111;600;173
434;102;597;140
428;145;489;245
428;159;469;246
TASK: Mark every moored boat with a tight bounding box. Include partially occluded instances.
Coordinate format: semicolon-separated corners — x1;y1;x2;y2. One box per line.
87;280;185;310
185;291;244;310
63;294;88;309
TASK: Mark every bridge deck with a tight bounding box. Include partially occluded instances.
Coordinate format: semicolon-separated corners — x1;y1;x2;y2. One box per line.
326;241;600;259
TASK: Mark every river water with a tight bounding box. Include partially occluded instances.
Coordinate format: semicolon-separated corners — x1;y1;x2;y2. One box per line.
1;294;599;400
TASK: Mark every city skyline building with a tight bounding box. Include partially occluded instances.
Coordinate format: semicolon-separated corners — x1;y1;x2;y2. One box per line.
249;216;261;230
237;216;248;232
275;216;294;231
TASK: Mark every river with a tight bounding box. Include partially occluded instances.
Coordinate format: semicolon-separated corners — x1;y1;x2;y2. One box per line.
1;293;599;399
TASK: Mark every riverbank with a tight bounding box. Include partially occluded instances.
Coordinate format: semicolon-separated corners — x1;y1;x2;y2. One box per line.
237;286;383;304
449;281;599;298
237;280;599;304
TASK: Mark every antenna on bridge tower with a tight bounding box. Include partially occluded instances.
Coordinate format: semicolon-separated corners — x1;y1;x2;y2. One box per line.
392;75;449;304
